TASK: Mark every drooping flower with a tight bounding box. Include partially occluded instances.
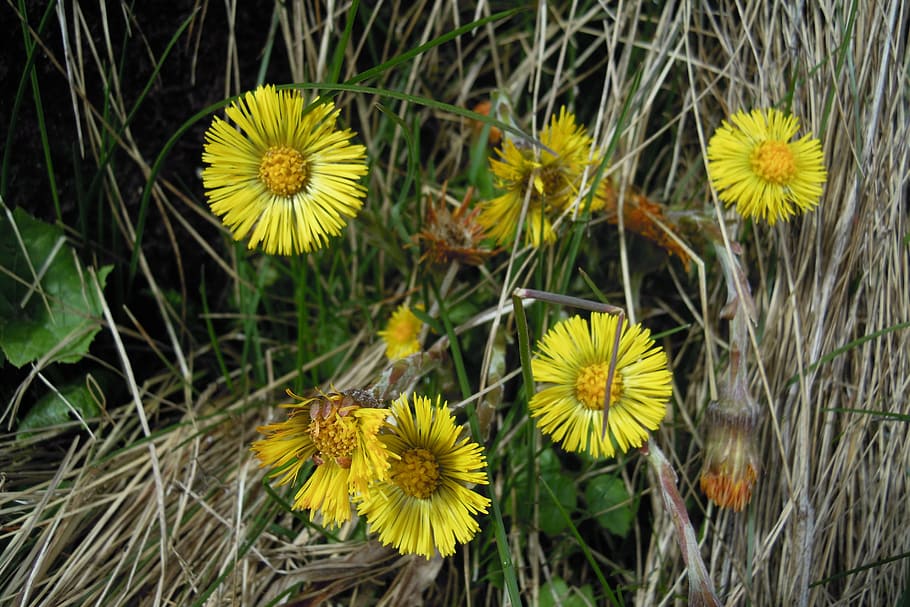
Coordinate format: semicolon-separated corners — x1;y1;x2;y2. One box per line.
478;107;607;247
377;304;424;360
706;108;826;225
251;389;391;526
202;85;368;255
529;313;673;459
357;394;491;559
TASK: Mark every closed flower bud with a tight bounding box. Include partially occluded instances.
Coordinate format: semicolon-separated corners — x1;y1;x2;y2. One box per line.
699;380;760;511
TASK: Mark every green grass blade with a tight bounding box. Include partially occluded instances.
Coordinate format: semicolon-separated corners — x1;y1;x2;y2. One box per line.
433;282;520;605
346;8;523;86
199;267;235;394
256;5;282;86
819;0;859;138
327;0;360;85
541;477;621;607
2;3;56;199
560;68;642;295
123;8;200;281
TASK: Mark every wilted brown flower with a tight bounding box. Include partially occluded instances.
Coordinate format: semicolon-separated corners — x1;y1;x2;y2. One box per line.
601;181;691;268
415;186;493;266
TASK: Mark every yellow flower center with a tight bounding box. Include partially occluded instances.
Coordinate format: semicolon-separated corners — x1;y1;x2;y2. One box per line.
259;145;308;196
575;362;623;410
309;413;357;461
390;320;417;342
750;141;796;185
537;166;559;193
391;448;440;499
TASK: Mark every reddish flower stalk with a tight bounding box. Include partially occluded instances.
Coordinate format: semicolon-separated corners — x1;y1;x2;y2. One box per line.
643;440;721;607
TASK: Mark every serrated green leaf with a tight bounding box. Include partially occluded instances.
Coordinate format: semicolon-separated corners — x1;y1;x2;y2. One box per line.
585;474;636;538
0;207;112;366
18;381;101;437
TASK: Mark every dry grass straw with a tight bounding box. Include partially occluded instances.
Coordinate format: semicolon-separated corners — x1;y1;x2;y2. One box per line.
2;0;907;605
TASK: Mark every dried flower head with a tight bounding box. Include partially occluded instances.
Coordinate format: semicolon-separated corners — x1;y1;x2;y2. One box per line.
415;186;493;266
469;99;503;146
706;108;826;225
699;385;761;511
600;182;692;268
251;389;391;526
202;85;368;254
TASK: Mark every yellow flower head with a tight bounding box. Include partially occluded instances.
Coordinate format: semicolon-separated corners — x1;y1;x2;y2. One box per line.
706;108;827;225
377;304;424;360
478;107;606;247
202;85;368;255
529;313;673;458
357;394;491;559
251;389;391;526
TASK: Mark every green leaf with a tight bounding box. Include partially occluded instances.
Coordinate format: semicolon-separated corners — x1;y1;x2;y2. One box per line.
503;445;567;526
539;468;577;536
585;474;636;538
539;577;596;607
538;444;563;474
0;207;112;367
18;380;101;437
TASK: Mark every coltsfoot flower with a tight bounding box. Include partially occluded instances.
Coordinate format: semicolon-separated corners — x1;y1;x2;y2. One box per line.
478;107;607;247
202;85;368;254
357;394;491;559
706;108;826;225
251;389;391;526
529;313;673;459
377;304;424;360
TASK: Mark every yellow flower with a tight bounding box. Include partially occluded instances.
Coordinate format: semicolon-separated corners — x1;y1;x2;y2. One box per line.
357;394;491;559
529;313;672;458
202;85;368;255
478;107;606;247
377;304;424;360
251;389;391;526
706;108;826;225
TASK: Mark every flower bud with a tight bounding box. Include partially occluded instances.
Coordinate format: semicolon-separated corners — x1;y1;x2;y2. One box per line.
699;380;760;511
